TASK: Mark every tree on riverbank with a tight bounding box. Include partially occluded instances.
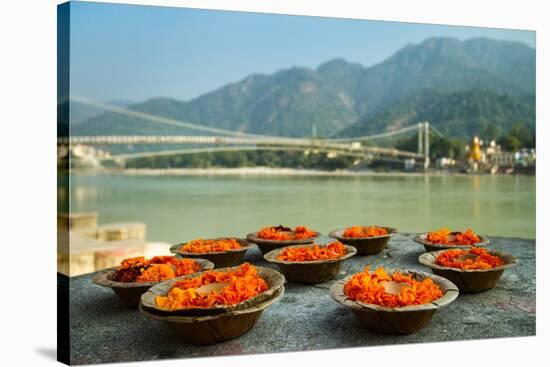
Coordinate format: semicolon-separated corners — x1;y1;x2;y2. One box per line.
394;133;468;161
125;150;358;171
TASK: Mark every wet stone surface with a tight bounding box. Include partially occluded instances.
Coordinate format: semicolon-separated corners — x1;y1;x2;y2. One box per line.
69;233;535;365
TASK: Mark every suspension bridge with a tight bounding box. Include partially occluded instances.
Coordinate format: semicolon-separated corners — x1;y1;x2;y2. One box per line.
58;96;443;168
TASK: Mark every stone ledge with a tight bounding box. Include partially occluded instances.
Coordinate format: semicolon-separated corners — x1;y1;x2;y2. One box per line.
68;233;536;365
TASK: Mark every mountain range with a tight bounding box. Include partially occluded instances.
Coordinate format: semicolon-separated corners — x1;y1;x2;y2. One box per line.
72;37;535;140
70;99;133;125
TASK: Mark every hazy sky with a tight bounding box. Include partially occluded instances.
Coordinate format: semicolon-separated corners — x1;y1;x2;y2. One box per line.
69;1;535;103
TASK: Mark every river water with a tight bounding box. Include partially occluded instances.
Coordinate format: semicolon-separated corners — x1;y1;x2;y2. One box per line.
64;173;536;242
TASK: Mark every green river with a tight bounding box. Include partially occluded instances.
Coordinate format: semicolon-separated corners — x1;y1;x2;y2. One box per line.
63;173;536;242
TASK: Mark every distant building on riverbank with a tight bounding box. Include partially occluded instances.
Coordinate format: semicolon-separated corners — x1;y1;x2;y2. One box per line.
466;136;535;174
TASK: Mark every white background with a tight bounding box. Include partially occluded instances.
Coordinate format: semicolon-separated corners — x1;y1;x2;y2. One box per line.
0;0;547;366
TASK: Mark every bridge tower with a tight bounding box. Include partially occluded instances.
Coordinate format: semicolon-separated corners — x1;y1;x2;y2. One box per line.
418;123;424;156
424;121;430;169
417;122;430;170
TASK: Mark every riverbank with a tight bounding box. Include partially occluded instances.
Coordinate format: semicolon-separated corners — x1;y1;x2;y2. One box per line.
88;166;525;177
122;167;419;177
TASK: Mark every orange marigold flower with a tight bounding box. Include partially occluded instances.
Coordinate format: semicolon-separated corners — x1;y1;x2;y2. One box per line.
277;241;346;262
257;225;317;240
426;228;480;246
294;226;317;239
149;256;175;264
155;262;269;310
426;227;452;244
343;266;443;308
136;264;176;282
435;247;504;270
343;226;388;238
171;258;201;276
180;238;241;253
119;256;148;269
453;229;481;245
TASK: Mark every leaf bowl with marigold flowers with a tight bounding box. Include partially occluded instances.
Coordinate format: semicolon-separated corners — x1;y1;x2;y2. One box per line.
92;256;214;307
263;241;356;284
138;263;285;344
418;247;518;293
329;225;397;255
246;225;322;255
330;266;459;334
140;262;285;316
414;228;490;252
170;237;252;268
138;285;285;345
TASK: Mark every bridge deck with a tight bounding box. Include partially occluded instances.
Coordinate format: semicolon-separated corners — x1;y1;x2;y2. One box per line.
58;135;423;159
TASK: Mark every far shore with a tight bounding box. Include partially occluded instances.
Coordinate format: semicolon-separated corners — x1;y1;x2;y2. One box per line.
68;166;527;178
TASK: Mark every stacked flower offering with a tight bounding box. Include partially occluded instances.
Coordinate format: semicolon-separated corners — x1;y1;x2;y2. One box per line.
331;266;458;334
246;225;321;254
264;241;356;284
170;238;251;268
139;263;285;344
92;256;214;307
